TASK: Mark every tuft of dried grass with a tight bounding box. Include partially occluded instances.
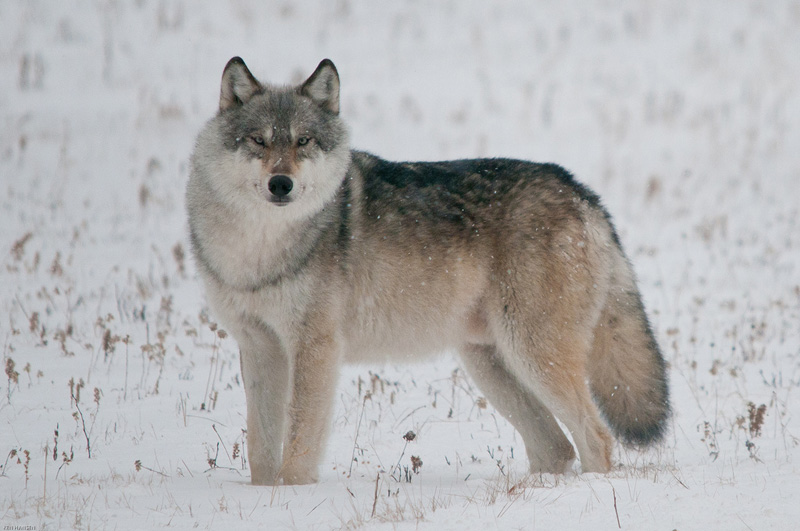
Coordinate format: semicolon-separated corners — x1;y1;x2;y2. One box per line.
747;402;767;438
172;243;186;276
11;232;33;261
5;358;19;385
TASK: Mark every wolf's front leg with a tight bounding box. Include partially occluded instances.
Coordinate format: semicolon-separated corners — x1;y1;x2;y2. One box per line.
279;330;342;485
238;326;291;485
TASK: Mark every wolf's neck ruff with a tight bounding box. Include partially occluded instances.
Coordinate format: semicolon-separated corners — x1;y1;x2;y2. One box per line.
188;178;347;292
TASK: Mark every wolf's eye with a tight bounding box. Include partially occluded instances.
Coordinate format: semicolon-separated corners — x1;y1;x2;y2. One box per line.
297;136;311;146
251;135;265;146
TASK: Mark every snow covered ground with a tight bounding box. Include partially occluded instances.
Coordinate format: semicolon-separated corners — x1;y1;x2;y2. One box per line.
2;1;799;529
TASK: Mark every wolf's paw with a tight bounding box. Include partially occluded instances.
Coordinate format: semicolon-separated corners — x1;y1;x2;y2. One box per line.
277;464;319;485
248;462;281;486
527;440;577;475
249;471;280;486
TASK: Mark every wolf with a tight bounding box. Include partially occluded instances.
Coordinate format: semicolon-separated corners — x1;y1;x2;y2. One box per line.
186;57;670;485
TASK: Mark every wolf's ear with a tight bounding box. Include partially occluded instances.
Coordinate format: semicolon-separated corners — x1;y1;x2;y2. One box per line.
220;57;261;111
300;59;340;115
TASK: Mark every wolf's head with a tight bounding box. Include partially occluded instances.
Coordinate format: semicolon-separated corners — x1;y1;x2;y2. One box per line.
194;57;350;218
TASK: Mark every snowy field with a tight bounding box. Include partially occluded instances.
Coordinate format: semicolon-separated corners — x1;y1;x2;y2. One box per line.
2;1;800;529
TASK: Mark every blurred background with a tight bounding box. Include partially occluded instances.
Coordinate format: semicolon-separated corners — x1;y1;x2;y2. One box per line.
1;2;799;528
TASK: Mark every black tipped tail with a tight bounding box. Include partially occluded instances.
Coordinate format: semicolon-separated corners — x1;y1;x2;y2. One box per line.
588;258;670;447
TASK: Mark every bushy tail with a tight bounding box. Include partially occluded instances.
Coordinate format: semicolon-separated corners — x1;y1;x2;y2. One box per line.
588;251;670;446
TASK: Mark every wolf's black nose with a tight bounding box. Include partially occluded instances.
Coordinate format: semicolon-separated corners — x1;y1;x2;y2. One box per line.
268;175;293;197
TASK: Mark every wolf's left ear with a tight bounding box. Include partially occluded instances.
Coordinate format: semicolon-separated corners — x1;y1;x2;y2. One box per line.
220;57;261;111
300;59;340;115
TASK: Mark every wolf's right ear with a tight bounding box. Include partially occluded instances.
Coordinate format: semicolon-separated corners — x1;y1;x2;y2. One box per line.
219;57;261;111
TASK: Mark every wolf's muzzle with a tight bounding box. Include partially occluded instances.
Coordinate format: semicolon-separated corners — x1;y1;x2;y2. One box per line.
268;175;293;198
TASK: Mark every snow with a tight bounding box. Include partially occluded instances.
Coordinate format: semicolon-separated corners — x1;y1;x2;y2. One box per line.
2;1;799;529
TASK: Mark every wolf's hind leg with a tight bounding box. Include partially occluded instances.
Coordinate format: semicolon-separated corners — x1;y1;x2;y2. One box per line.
503;335;614;473
490;265;615;472
459;343;576;474
529;359;614;473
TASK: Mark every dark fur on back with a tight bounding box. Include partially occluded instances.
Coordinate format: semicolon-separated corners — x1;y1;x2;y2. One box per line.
354;153;622;247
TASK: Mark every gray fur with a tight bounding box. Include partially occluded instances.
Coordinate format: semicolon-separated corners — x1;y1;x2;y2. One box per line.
187;58;670;485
